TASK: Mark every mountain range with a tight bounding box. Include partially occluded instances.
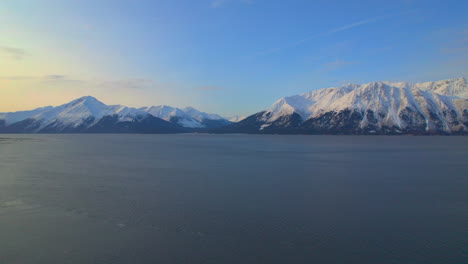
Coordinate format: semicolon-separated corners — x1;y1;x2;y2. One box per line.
1;77;467;135
0;97;231;133
227;77;468;135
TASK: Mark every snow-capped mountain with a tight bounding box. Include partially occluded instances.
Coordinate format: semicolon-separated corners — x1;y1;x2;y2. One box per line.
140;105;203;128
32;96;148;131
227;115;247;122
140;105;231;128
229;77;468;134
0;106;54;126
0;96;230;133
2;77;467;134
415;77;468;98
182;106;231;128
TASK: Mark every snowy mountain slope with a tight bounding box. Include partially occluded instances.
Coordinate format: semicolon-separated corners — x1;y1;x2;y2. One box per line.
32;96;117;130
0;106;53;126
0;96;231;133
415;77;468;98
230;77;467;134
0;96;179;133
182;106;231;128
22;96;153;132
139;105;231;128
254;84;358;125
140;105;204;128
183;106;224;121
227;115;247;122
1;77;466;134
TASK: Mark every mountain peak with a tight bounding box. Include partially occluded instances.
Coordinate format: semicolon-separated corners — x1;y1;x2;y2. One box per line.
183;106;198;112
444;77;466;82
68;96;106;107
236;77;468;134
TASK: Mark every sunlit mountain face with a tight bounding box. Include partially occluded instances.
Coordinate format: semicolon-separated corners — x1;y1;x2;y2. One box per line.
226;77;468;134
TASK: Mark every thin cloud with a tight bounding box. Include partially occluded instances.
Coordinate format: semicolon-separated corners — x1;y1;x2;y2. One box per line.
0;46;28;60
211;0;229;8
211;0;253;8
43;75;68;80
0;75;68;81
328;17;381;34
42;75;85;85
98;78;156;90
250;12;411;58
439;28;468;54
323;59;358;71
0;75;84;85
251;47;282;57
441;46;468;54
290;18;382;48
0;75;158;90
0;76;35;80
196;86;224;91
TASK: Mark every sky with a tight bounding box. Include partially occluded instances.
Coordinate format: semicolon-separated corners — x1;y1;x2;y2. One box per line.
0;0;467;116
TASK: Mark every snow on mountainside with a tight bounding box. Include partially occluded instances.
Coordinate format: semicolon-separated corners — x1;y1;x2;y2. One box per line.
139;105;230;128
415;77;468;98
231;77;468;134
140;105;204;128
0;96;153;132
183;106;224;121
0;106;53;126
1;77;466;134
33;96;120;129
35;96;154;130
181;106;231;128
227;115;247;122
0;96;231;133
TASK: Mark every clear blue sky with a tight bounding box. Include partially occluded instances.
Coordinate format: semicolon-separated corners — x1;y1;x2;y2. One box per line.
1;0;467;116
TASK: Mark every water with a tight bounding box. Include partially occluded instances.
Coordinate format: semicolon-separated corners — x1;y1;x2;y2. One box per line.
0;134;466;264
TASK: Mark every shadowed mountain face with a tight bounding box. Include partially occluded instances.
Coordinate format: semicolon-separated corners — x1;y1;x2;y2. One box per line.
85;115;184;134
225;77;468;135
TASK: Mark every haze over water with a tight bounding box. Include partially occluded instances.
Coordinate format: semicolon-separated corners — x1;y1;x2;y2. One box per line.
0;134;466;264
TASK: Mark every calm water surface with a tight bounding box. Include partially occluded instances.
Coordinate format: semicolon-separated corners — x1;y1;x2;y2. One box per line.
0;134;466;264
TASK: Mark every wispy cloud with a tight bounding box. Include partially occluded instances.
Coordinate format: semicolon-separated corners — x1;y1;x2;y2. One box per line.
292;17;384;47
0;75;82;83
98;78;156;90
211;0;253;8
43;75;68;80
0;46;28;60
322;59;358;71
211;0;228;8
0;76;35;81
439;28;468;54
441;46;468;54
0;75;160;90
328;17;382;34
196;86;224;91
250;12;412;58
41;75;85;85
